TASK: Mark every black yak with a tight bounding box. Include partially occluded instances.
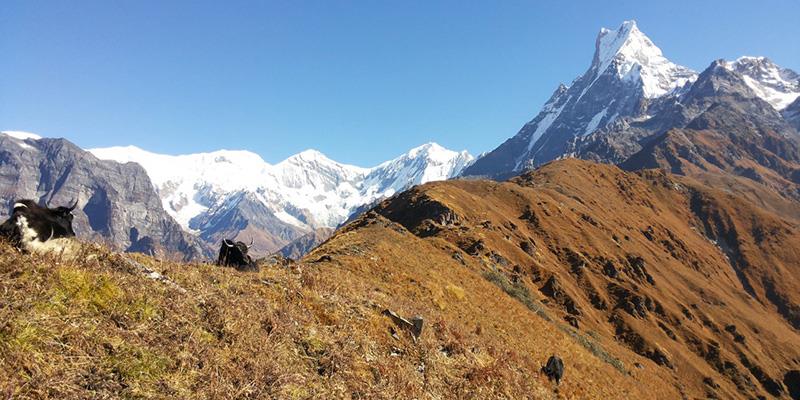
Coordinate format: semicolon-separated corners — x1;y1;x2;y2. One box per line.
542;355;564;384
216;238;257;271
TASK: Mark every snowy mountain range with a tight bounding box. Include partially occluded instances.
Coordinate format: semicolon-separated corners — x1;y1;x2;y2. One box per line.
89;142;473;255
463;20;800;178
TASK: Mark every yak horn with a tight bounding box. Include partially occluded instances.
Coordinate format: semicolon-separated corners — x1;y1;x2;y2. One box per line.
224;240;235;248
247;237;255;248
68;198;79;211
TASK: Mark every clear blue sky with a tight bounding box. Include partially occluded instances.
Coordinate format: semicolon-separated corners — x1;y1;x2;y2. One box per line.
2;1;798;166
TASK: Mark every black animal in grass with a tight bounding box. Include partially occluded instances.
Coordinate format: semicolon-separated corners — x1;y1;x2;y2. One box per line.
0;199;79;256
542;355;565;384
216;238;258;271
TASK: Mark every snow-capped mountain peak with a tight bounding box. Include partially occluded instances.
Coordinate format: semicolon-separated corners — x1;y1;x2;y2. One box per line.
401;142;471;164
89;145;270;191
463;20;698;178
723;56;800;110
592;20;696;99
364;142;474;197
406;142;442;157
594;20;647;71
283;149;336;164
278;148;366;174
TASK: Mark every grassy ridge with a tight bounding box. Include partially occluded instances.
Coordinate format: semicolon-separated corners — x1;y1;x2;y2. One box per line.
0;226;661;400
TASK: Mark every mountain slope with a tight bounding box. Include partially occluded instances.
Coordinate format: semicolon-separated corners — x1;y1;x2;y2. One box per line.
784;97;800;131
0;239;665;399
617;60;800;199
90;142;473;255
370;158;800;399
0;132;207;259
277;227;334;260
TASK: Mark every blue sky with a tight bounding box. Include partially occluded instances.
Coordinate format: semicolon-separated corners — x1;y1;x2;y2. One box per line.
2;1;798;166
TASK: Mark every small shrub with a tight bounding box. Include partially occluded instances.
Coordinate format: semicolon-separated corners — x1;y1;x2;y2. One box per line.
483;269;550;321
558;325;626;374
445;284;466;301
51;268;123;314
103;343;169;387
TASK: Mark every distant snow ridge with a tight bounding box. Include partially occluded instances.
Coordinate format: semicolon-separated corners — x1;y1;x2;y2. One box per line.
723;56;800;110
1;131;42;151
1;131;42;141
89;142;473;232
362;143;474;198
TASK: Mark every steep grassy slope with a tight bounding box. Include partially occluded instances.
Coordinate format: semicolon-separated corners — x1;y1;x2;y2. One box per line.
371;159;800;399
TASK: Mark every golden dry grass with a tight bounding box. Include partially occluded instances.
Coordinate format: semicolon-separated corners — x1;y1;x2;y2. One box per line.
0;225;676;399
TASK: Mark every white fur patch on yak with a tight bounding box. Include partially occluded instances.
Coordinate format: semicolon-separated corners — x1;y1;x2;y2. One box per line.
15;215;79;258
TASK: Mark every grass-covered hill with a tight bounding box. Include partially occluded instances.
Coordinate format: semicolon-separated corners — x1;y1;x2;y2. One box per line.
2;159;799;399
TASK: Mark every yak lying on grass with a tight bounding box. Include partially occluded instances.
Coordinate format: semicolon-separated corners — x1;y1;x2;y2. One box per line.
0;199;80;257
216;238;258;271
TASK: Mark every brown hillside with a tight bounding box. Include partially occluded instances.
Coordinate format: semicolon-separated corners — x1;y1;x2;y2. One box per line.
368;158;800;399
2;158;799;399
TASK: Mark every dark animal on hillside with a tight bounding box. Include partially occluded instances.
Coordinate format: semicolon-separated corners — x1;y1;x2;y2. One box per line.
542;355;564;384
216;238;258;271
0;199;79;255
